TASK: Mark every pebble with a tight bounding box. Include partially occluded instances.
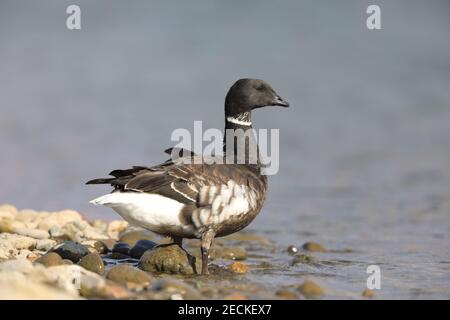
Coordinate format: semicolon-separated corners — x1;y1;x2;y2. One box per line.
13;227;50;239
287;245;298;255
138;244;196;275
228;261;250;274
50;241;90;263
36;209;83;231
61;221;108;242
150;278;203;300
302;242;327;252
298;280;325;298
226;232;273;246
106;264;152;285
0;233;37;259
92;241;109;254
36;239;57;251
112;242;131;255
223;292;248;300
291;254;317;265
107;220;129;239
275;288;299;300
0;218;26;233
0;218;49;239
129;239;157;259
48;225;65;238
78;253;105;275
103;252;131;260
35;252;64;267
210;246;247;261
0;272;79;300
0;258;35;273
119;229;155;246
32;264;107;298
0;204;18;218
362;289;375;298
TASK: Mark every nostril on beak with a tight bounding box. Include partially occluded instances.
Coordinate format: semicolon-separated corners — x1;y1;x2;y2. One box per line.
274;95;289;107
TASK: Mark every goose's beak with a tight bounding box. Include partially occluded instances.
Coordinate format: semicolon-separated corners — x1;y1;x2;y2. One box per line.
273;95;289;107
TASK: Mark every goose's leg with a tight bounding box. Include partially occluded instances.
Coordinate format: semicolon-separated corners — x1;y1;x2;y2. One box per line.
200;229;215;275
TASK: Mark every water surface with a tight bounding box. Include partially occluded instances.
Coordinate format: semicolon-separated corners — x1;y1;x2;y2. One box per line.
1;0;449;299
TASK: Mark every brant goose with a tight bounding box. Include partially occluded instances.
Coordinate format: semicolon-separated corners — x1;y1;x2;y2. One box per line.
87;79;289;274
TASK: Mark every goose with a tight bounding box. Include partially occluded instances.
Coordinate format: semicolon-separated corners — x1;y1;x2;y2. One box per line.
87;78;289;274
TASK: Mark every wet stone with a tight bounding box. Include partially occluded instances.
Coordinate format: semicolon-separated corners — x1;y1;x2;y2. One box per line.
129;239;157;259
228;261;250;274
287;245;299;255
291;254;317;265
34;252;64;267
298;280;325;298
275;288;299;300
106;264;152;285
119;229;155;246
150;278;203;300
223;292;248;300
50;241;90;263
112;242;130;255
78;253;105;275
138;244;196;275
93;241;109;254
103;252;131;260
302;242;327;252
362;289;375;298
210;246;247;261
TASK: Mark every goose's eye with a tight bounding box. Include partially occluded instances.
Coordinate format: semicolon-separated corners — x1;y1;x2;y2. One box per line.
256;85;265;91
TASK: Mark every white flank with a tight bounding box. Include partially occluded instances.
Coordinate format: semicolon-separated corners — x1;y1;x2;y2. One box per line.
90;192;185;231
193;180;258;227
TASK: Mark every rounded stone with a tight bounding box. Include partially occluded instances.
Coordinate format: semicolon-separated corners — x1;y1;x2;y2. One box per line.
223;292;248;300
36;239;57;251
275;289;299;300
50;241;90;263
93;241;109;254
302;242;327;252
35;252;64;267
78;253;105;274
103;252;131;260
228;261;250;274
287;245;299;255
290;254;316;265
112;242;131;255
138;244;196;275
210;246;247;260
106;264;152;285
150;278;203;300
129;239;158;259
298;280;325;298
362;289;375;298
119;229;155;246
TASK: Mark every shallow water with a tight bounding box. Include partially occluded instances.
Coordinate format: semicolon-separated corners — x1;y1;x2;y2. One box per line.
1;1;450;299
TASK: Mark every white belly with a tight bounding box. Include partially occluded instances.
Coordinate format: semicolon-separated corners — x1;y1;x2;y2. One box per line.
90;192;194;236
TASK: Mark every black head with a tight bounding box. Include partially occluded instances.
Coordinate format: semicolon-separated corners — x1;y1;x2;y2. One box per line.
225;78;289;116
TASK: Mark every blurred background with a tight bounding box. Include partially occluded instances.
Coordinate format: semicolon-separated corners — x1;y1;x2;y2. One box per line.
1;0;449;298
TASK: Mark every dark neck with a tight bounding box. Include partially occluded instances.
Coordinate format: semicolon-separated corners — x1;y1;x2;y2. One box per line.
223;111;260;165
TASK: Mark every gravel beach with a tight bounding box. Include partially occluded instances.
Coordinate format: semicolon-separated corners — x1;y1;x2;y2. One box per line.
1;203;331;300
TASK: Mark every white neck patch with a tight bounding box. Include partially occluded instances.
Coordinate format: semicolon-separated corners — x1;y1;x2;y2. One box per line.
226;116;252;126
